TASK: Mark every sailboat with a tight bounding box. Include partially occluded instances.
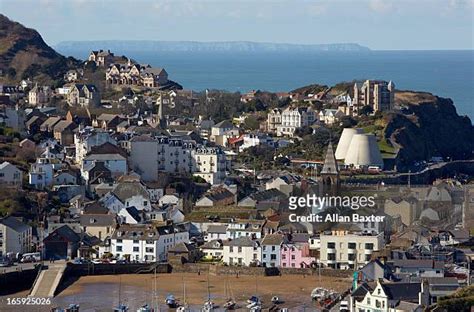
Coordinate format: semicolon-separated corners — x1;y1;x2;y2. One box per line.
177;276;191;312
246;275;261;311
165;294;177;308
223;276;236;310
136;304;152;312
114;276;129;312
201;268;215;312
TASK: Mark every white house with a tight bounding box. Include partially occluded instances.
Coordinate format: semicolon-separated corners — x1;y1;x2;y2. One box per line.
276;106;315;137
75;128;117;164
226;221;265;240
353;280;429;312
29;158;55;189
82;153;127;178
158;194;181;208
201;239;224;260
0;217;33;256
205;224;228;242
223;236;261;266
108;224;189;262
239;133;275;152
53;171;78;185
0;162;23;187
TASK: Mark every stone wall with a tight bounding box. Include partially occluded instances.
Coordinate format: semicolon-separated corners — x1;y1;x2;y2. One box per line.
170;263;353;278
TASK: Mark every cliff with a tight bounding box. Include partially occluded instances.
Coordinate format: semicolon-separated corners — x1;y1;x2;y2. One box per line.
385;91;474;170
0;14;79;83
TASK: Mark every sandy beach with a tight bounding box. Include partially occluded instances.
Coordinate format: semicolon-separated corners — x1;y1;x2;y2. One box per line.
53;273;351;310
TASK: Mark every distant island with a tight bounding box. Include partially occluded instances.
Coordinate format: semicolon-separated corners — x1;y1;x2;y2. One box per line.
54;40;371;53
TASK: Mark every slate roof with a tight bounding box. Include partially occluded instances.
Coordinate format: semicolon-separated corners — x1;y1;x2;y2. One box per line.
261;233;285;246
124;206;142;223
213;120;234;129
207;225;227;234
381;282;421;302
224;236;259;247
201;239;223;249
112;182;149;203
247;188;286;201
0;217;30;232
80;214;116;227
393;259;444;270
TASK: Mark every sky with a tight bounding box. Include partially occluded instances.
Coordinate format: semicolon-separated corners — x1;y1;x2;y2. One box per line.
0;0;473;50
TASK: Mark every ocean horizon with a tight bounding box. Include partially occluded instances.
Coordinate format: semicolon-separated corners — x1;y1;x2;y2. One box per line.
57;48;474;120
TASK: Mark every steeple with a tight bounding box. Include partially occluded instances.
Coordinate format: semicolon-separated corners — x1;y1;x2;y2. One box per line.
321;142;339;175
320;141;340;195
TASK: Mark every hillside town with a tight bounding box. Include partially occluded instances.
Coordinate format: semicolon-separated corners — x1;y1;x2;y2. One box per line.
0;47;473;312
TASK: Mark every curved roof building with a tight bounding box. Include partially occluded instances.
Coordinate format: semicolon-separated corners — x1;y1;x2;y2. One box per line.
335;128;364;160
344;134;384;169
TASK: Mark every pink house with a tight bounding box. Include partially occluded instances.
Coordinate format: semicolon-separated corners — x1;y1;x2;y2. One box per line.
280;242;315;268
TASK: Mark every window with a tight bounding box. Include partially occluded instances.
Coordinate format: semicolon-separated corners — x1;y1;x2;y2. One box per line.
238;247;242;253
133;247;139;252
145;247;154;253
270;254;276;260
229;246;234;253
116;239;123;243
271;246;276;251
365;243;374;250
367;298;370;305
116;246;123;252
327;242;335;248
291;255;295;260
133;240;139;244
348;242;356;249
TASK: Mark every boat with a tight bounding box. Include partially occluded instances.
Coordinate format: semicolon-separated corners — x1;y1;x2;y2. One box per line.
177;276;191;312
246;296;261;309
201;300;215;312
51;304;80;312
223;299;236;310
165;294;177;308
113;304;129;312
136;304;152;312
114;276;129;312
223;276;236;310
201;267;215;312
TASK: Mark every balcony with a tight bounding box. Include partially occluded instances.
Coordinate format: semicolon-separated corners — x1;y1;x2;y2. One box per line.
347;248;356;254
326;259;336;265
364;249;373;255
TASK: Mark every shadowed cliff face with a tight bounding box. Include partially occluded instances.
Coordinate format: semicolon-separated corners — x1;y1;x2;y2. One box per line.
0;14;79;83
385;91;473;170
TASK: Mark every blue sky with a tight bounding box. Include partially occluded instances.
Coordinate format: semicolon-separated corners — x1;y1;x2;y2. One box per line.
1;0;473;50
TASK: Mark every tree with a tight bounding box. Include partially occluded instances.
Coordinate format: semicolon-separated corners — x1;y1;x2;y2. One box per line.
359;105;374;116
243;116;260;130
339;116;358;128
84;61;97;72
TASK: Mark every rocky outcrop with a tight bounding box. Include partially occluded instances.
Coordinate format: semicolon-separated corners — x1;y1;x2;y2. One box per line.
385;91;473;170
0;14;79;83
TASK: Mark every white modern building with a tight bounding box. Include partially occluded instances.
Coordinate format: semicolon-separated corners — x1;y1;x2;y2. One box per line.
0;217;33;256
319;229;384;269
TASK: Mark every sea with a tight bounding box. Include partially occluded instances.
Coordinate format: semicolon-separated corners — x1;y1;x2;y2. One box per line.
58;49;474;120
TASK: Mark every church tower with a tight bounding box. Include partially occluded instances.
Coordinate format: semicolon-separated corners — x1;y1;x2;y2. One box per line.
320;142;340;196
